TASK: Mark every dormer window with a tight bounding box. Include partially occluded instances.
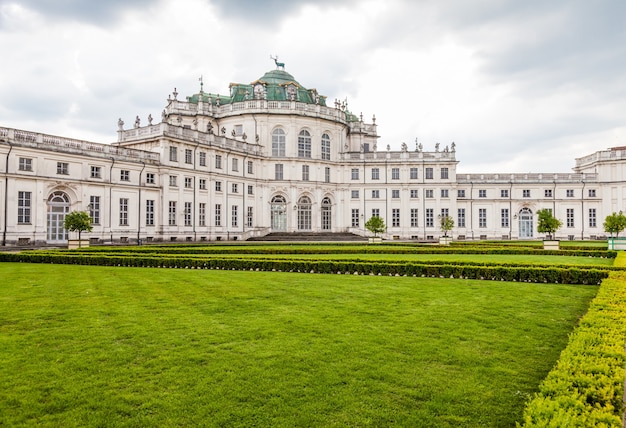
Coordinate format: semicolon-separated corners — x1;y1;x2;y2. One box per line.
254;84;264;99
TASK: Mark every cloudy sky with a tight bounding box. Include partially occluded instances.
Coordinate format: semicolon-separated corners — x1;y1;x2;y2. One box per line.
1;0;625;173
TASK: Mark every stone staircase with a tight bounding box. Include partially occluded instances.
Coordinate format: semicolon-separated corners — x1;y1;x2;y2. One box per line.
247;232;367;242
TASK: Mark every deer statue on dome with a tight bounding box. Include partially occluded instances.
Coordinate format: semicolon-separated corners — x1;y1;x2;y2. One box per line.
270;55;285;70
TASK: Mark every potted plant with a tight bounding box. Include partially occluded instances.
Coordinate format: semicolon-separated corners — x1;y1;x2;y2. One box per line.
438;214;454;245
64;211;93;248
536;209;562;249
604;211;626;250
365;216;386;243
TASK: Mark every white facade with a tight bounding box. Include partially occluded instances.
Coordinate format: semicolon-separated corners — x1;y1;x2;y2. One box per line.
0;67;620;246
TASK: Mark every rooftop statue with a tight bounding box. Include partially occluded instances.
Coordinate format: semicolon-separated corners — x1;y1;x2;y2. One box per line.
270;55;285;70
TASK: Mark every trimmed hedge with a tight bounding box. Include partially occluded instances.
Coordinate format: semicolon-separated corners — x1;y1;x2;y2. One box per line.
519;261;626;426
0;252;609;285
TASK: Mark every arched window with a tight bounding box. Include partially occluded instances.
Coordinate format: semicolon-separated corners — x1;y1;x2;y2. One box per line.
518;208;533;239
272;129;286;157
298;130;311;158
297;196;312;230
321;197;332;230
271;195;287;231
47;191;70;242
321;133;331;160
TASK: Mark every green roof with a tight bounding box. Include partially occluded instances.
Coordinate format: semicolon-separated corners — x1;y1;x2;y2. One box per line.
186;68;328;107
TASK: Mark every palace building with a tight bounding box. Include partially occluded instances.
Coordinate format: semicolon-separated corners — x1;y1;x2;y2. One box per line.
1;64;624;246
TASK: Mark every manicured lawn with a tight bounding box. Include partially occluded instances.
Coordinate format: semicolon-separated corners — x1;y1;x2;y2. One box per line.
0;263;597;427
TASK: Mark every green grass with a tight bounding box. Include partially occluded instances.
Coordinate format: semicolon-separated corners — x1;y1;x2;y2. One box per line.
0;263;598;427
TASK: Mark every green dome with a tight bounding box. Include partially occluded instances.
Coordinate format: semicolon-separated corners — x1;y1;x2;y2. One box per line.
254;69;301;86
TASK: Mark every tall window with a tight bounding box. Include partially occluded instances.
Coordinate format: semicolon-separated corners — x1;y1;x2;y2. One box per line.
247;161;254;174
457;208;465;228
351;190;359;199
146;200;154;226
298;130;311;158
146;173;155;184
391;168;400;180
232;205;238;227
169;147;177;162
589;208;597;227
184;177;192;188
479;189;487;198
500;189;509;198
247;185;254;195
215;155;222;169
199;152;206;167
410;208;418;227
215;181;222;192
410;167;418;179
169;176;177;187
458;189;466;198
302;165;310;181
351;209;360;227
410;189;418;198
168;201;176;226
371;208;380;218
19;158;33;171
426;208;434;227
425;189;434;198
321;197;332;230
298;196;312;230
215;204;221;227
89;195;100;225
479;208;487;228
272;129;286;157
324;167;330;183
372;190;380;198
567;208;574;227
588;189;596;197
441;189;449;198
371;168;379;180
440;168;449;179
425;168;433;179
185;149;193;164
566;189;574;197
351;168;359;180
120;198;129;226
247;207;253;227
199;203;206;227
199;178;207;190
17;191;31;224
184;202;192;226
120;170;130;182
392;190;400;199
392;209;400;227
321;133;331;160
501;208;509;227
544;189;553;198
232;158;239;172
523;189;530;198
231;183;238;193
275;164;284;180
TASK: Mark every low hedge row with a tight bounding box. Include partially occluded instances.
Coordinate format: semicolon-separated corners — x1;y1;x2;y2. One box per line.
57;245;616;258
519;268;626;426
0;252;608;284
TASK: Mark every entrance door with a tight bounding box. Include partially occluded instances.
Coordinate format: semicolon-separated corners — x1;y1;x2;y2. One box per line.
47;192;70;242
270;195;287;231
518;208;533;239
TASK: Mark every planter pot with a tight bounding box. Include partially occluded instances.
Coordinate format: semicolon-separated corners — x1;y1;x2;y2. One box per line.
439;237;452;245
368;237;382;244
608;237;626;250
68;239;90;249
543;240;560;250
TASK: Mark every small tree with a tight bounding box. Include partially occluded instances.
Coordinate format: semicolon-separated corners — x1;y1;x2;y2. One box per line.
439;214;454;237
536;209;562;240
64;211;93;247
364;216;386;238
603;211;626;237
